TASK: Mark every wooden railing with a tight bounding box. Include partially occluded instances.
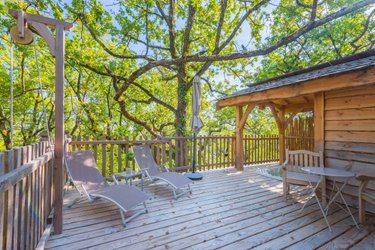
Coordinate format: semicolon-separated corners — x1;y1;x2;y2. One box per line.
243;135;280;164
286;116;314;151
69;135;235;176
69;135;290;176
285;135;314;151
0;141;54;250
0;130;313;248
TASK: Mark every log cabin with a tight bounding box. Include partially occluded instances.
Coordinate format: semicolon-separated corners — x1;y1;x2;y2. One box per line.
217;49;375;211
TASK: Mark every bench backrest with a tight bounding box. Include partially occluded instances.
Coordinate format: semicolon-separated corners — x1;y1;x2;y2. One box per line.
284;149;324;172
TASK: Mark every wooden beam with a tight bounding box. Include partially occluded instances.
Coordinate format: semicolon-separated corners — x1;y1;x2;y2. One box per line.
279;109;286;165
9;9;73;31
266;101;313;113
285;106;313;113
270;106;286;165
284;102;313;110
303;96;310;103
272;99;289;106
314;92;326;207
285;109;303;127
28;21;56;57
234;104;256;171
235;106;244;171
270;106;282;130
9;9;73;235
217;66;375;108
239;104;255;128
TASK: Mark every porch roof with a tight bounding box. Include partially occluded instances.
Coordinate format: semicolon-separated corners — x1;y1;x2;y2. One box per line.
217;50;375;109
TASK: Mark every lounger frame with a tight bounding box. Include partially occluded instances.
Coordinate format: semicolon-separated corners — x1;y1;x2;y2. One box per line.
140;165;191;199
65;153;148;227
133;146;192;199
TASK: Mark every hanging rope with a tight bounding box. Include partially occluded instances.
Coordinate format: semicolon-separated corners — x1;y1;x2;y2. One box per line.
33;34;52;148
9;39;14;149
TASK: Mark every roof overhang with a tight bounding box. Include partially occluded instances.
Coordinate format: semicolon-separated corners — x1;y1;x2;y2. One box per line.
217;65;375;110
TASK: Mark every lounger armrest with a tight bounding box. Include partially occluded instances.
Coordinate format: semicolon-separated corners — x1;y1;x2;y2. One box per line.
112;175;119;185
139;168;153;180
81;184;93;202
139;168;149;174
161;164;170;172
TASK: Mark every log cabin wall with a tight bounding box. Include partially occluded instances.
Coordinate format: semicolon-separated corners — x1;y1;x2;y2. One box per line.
324;83;375;210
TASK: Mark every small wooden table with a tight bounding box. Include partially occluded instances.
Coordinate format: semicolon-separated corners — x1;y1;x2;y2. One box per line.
113;170;144;191
301;167;359;231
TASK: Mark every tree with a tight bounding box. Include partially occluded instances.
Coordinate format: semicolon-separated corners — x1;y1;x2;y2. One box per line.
66;0;374;137
247;0;375;82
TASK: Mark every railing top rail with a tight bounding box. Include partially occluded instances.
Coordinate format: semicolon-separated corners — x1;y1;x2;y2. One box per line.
0;151;53;193
68;134;287;144
69;139;171;145
68;135;237;144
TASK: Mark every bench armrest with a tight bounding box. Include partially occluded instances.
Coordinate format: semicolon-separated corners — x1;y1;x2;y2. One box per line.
357;174;375;194
356;174;375;182
281;159;289;171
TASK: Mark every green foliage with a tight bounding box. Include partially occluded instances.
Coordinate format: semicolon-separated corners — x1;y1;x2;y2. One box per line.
0;0;373;150
247;0;375;82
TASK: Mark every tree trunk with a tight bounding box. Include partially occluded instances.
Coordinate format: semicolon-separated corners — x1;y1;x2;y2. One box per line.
175;65;188;166
175;81;188;136
0;127;11;149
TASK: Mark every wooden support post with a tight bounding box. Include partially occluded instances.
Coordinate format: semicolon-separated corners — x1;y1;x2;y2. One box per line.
270;106;286;165
314;92;325;152
234;104;255;170
53;24;65;234
279;110;286;165
314;92;326;206
270;105;301;165
235;106;244;170
9;8;73;235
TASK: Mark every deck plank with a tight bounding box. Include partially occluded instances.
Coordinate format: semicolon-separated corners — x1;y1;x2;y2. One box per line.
48;183;284;248
317;219;375;250
351;231;375;250
45;166;371;250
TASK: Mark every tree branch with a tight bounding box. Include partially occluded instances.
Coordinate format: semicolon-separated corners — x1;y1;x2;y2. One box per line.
132;82;177;113
310;0;318;21
79;14;154;61
182;3;196;56
296;0;312;8
351;8;375;47
117;99;158;136
114;0;373;100
214;0;228;51
129;35;169;51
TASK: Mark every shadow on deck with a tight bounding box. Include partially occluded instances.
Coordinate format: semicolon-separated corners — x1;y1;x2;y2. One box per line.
46;165;375;250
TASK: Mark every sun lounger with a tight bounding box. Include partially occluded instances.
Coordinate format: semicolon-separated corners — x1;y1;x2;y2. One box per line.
132;145;192;199
65;150;149;226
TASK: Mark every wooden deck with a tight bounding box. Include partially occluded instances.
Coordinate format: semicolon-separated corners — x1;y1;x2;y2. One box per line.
45;166;375;250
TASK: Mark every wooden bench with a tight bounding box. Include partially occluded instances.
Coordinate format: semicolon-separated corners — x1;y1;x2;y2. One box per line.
357;174;375;224
282;149;325;200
